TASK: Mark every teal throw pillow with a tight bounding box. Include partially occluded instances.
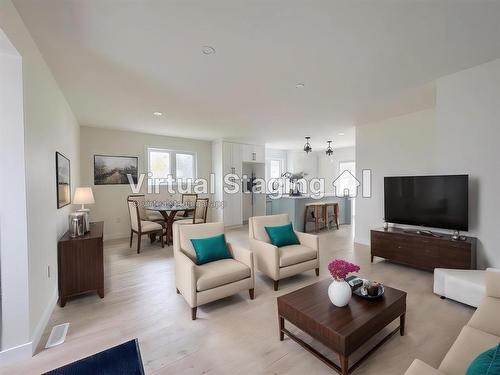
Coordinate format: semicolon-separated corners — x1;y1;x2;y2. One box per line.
466;344;500;375
265;222;300;247
190;234;232;265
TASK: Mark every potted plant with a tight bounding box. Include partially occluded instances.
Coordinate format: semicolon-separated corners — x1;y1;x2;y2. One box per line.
327;259;360;307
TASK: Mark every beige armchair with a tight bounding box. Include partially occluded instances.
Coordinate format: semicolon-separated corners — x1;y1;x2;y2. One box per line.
173;222;255;320
248;214;319;291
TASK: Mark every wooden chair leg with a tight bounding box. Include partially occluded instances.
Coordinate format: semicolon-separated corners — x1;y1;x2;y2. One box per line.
129;230;133;248
273;280;279;291
304;208;308;233
315;268;319;276
160;230;164;248
249;288;255;300
137;234;141;254
191;307;197;320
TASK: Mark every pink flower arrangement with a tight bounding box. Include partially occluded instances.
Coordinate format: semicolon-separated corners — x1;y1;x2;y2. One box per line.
328;259;360;281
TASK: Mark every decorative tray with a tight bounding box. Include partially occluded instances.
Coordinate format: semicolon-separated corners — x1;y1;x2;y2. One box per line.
353;284;385;299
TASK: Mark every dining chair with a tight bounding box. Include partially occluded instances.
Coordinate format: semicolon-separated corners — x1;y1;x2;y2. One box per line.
127;198;165;253
175;198;209;225
127;194;164;223
174;193;198;220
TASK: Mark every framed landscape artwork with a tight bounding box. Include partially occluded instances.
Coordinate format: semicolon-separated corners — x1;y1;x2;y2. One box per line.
94;155;138;185
56;152;71;208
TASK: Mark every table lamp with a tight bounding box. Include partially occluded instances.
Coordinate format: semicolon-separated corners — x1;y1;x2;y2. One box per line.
73;187;95;232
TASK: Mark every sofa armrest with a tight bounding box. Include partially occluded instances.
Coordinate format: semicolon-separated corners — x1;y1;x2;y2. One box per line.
486;269;500;298
294;231;319;251
404;360;445;375
249;238;279;280
174;250;197;307
228;243;254;275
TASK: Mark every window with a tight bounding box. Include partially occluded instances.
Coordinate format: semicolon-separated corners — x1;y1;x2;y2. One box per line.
269;159;282;179
147;148;196;183
175;153;195;180
149;149;171;180
337;161;356;197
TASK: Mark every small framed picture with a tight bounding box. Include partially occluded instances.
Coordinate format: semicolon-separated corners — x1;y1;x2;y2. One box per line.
94;155;138;185
56;152;71;208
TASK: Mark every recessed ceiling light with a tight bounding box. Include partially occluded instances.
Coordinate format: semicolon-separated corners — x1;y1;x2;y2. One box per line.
202;46;216;55
295;83;305;88
338;132;345;136
153;112;163;116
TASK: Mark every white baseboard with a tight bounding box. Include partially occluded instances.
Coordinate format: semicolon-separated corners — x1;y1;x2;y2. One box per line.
31;285;58;354
0;341;32;367
354;236;369;246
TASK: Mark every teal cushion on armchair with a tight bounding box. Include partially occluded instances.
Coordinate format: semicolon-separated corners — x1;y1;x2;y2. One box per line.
466;344;500;375
264;222;300;247
190;234;232;265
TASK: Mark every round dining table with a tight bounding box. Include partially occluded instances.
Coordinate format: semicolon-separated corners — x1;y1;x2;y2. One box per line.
146;203;195;245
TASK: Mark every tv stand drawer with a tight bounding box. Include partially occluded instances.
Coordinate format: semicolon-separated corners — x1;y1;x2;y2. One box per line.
370;228;476;271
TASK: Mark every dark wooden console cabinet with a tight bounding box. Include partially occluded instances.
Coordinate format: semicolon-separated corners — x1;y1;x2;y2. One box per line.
371;227;476;271
58;221;104;306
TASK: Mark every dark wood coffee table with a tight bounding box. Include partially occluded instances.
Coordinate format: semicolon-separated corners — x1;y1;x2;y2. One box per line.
277;279;406;375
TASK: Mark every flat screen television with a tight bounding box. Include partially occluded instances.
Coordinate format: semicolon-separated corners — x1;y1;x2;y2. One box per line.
384;175;468;231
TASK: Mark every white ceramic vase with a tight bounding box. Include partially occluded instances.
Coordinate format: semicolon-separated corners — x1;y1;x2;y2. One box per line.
328;279;352;307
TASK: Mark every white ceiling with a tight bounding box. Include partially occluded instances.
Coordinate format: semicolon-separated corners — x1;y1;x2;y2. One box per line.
13;0;500;149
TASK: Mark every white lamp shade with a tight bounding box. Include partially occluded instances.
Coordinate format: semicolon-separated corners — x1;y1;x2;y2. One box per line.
73;187;95;205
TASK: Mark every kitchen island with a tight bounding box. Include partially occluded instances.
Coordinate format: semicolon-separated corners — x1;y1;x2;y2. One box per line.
266;195;351;232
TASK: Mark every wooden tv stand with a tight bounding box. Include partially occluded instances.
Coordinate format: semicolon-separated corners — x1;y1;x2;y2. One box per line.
370;227;477;271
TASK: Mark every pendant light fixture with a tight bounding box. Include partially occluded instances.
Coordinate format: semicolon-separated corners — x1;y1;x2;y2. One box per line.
303;136;312;154
325;140;334;157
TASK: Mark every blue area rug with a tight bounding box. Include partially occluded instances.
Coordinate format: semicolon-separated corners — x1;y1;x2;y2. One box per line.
43;339;145;375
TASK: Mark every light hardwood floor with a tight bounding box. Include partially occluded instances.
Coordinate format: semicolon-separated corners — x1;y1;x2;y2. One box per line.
2;225;474;375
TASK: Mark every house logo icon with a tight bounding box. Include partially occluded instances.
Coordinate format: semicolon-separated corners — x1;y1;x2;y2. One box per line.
332;169;371;198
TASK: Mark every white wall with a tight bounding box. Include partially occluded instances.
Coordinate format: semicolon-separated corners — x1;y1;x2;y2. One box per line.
80;126;213;240
318;147;356;194
434;59;500;268
286;147;356;193
355;59;500;268
0;0;80;358
287;150;318;180
0;28;30;362
355;109;436;245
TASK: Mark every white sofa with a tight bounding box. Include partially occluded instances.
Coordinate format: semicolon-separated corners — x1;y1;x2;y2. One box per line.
173;222;255;320
405;270;500;375
248;214;319;291
434;267;499;307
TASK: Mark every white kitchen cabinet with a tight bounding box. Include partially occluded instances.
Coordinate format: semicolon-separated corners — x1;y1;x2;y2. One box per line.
213;141;243;226
242;144;265;163
223;142;242;175
213;141;265;226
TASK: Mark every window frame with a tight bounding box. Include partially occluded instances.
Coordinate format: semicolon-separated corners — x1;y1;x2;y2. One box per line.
269;159;282;179
146;147;197;185
337;160;356;197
